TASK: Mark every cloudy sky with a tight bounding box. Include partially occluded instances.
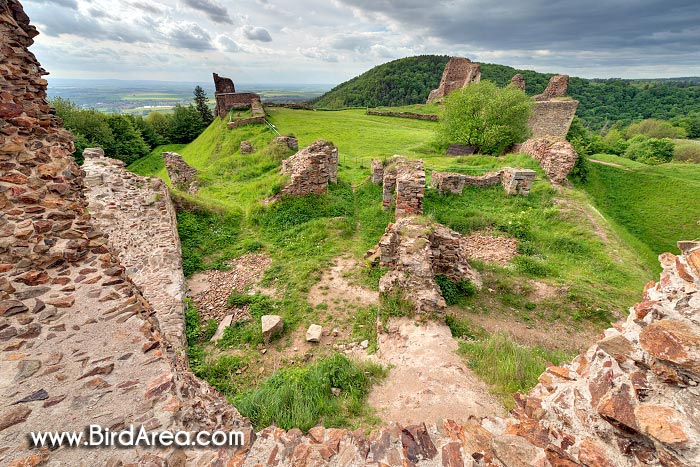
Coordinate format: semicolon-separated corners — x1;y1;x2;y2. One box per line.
23;0;700;85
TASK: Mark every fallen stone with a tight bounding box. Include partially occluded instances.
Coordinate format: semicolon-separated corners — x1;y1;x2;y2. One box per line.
240;141;253;154
0;406;32;432
262;315;283;342
210;314;233;343
640;319;700;380
490;434;544;467
15;359;41;381
306;324;322;343
13;389;49;404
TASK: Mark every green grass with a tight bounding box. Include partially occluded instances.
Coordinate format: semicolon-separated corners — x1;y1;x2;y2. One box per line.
233;353;387;431
459;332;575;409
581;155;700;267
128;143;185;176
587;153;648;169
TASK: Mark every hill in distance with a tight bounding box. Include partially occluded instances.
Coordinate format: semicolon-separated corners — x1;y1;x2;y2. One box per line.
311;55;700;129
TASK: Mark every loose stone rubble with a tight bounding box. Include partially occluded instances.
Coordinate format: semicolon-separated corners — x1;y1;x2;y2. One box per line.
280;139;338;196
83;149;187;347
381;156;425;218
240;140;253;154
367;217;482;313
162;151;199;194
3;3;700;466
427;57;481;104
518;138;578;184
431;168;536;196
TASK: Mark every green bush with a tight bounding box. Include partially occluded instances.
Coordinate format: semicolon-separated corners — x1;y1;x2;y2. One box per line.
673;142;700;163
438;80;532;155
623;135;674;164
435;275;477;305
625;118;687;139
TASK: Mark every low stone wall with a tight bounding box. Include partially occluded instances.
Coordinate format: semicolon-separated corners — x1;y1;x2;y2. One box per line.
280;139;338;196
83;149;187;347
431;169;535;196
371;159;384;184
162;151;199;193
366;109;439;121
395;159;425;218
519;137;578;184
227;115;265;129
446;144;476;156
369;217;482;313
273;135;299;151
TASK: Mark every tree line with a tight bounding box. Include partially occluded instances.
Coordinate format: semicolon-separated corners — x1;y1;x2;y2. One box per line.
52;86;214;165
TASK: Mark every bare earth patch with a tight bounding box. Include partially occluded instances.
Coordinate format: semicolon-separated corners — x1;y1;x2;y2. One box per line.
187;253;272;322
308;256;379;312
464;232;518;265
367;317;504;425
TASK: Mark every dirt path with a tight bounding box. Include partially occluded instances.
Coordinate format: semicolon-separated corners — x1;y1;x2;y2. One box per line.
308;256;379;312
589;158;629;170
367;317;504;425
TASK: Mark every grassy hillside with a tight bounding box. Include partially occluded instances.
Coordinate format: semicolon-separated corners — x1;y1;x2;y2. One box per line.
581;155;700;266
130;109;656;424
311;55;700;130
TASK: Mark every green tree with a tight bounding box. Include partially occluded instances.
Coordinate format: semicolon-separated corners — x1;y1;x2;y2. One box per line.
625;118;687;139
146;112;171;143
194;85;214;125
105;114;150;165
51;97;115;164
127;115;162;148
623;135;675;164
169;104;205;144
438;81;532;155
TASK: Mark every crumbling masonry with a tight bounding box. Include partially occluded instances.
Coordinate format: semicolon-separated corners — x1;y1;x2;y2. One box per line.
213;72;264;121
431;168;536;196
280;139;338;196
380;156;425;218
427;57;481;104
162;150;199;194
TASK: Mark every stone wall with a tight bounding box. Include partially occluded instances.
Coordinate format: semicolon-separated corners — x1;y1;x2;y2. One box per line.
534;74;569;101
511;73;526;91
162;151;199;194
519;137;578;184
273;135;299;151
529;99;579;139
395;159;425;218
366;109;439;121
431;169;535;196
280;139;338;196
427;57;481;104
83;149;187;347
213;72;262;119
0;5;253;465
369;217;482;313
371;159;384;184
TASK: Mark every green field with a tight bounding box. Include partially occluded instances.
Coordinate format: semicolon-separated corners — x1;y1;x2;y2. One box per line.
582;154;700;267
129;107;671;426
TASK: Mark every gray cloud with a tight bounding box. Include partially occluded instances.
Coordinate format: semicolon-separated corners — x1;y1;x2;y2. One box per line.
337;0;700;62
216;35;241;52
244;26;272;42
129;1;165;14
183;0;234;24
31;7;154;43
166;22;214;50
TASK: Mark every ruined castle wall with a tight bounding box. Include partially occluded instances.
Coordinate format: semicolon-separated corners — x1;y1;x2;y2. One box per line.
519;137;578;184
371;159;384;184
83;150;187;347
431;169;534;196
215;92;261;119
0;4;252;465
280;139;338;196
163;151;199;194
529;99;579;139
394;159;424;218
427;57;481;103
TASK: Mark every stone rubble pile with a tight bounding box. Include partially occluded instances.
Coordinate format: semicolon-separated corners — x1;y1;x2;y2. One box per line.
273;135;299;151
162;151;199;194
518;138;578;184
367;217;482;313
280;139;338;196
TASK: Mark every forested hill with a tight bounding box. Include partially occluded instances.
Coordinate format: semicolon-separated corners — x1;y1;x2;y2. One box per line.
311;55;700;130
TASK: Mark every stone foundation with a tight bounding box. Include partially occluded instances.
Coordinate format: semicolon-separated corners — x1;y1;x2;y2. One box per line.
427;57;481;104
162;151;199;194
519;137;578;184
272;135;299;151
280;139;338;196
371;159;384;184
431;168;535;196
368;217;482;313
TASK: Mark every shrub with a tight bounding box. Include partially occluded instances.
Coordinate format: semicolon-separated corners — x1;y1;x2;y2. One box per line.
625;118;687;139
673;142;700;163
623;135;674;164
435;275;477;305
438;80;532;155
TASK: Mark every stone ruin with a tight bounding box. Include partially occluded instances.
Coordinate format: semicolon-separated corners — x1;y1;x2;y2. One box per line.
162;150;199;194
520;74;579;140
226;95;266;129
371;159;384;184
273;135;299;151
379;156;425;218
367;216;482;314
240;140;253;154
279;139;338;196
510;73;526;91
518;137;578;185
534;74;570;101
427;57;481;104
3;2;700;466
213;72;263;120
446;144;477;156
431;168;536;196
